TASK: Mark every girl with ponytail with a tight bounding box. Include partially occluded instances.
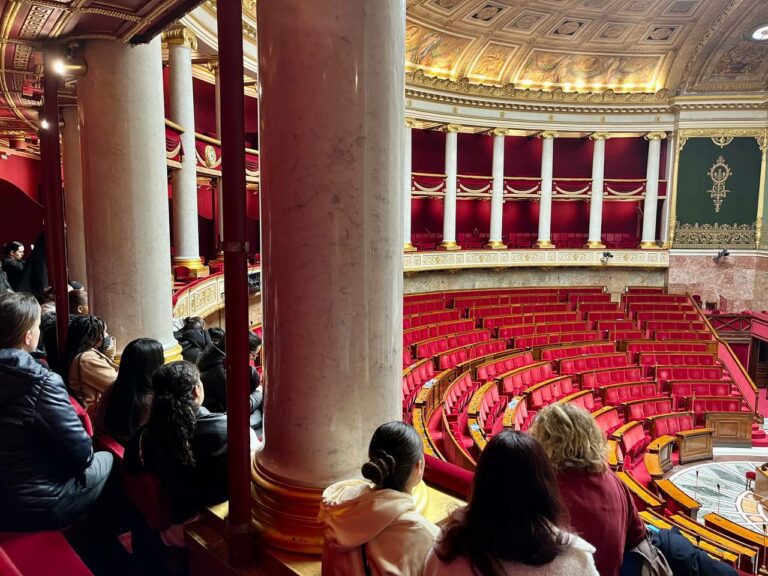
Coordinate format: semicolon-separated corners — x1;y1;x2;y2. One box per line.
319;421;438;575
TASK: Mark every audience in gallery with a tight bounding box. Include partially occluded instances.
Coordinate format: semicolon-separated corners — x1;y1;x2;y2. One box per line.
175;315;212;364
0;292;113;531
90;337;165;444
319;421;439;576
424;430;598;576
2;241;25;292
530;403;646;576
124;361;230;527
197;330;264;435
38;288;90;373
63;314;119;410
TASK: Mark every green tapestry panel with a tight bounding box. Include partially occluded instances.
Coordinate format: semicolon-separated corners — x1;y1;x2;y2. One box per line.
674;136;761;248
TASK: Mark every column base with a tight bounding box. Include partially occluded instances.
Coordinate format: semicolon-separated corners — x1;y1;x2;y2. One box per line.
164;343;183;363
639;241;661;249
251;461;431;554
535;239;556;249
584;240;605;249
486;240;507;250
403;242;417;252
173;257;210;278
438;241;461;251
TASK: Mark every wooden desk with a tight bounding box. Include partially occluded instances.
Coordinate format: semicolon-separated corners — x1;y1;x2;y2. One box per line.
704;513;768;566
705;411;753;446
755;467;768;497
606;439;620;469
655;479;701;520
647;435;674;472
617;471;664;511
671;513;758;573
676;428;714;464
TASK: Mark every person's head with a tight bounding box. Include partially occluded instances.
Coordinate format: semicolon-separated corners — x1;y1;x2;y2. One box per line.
182;316;205;332
361;421;424;493
68;289;89;315
530;403;607;474
147;361;204;468
105;338;164;438
62;314;109;380
435;431;567;572
248;332;262;363
0;292;40;352
208;327;225;348
5;241;24;261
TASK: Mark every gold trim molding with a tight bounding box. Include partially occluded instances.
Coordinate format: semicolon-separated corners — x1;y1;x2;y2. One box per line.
673;222;757;249
678;129;767;153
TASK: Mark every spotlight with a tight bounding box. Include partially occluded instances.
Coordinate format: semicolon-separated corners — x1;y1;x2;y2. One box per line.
713;248;730;264
599;251;614;265
39;119;50;130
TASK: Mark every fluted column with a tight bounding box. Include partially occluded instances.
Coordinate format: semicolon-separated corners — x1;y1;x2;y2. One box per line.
254;0;405;551
78;38;180;360
404;119;416;251
487;129;507;249
440;124;460;250
61;106;87;285
586;133;608;248
640;132;667;248
165;25;207;277
536;131;557;248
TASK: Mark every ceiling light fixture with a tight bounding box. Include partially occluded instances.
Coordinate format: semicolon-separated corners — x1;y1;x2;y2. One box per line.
40;119;50;130
752;25;768;41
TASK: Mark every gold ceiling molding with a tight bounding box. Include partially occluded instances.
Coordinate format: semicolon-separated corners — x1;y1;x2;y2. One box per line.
677;128;767;152
674;221;756;249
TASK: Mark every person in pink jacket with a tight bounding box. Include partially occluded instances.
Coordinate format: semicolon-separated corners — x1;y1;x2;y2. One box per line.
424;430;598;576
319;421;438;575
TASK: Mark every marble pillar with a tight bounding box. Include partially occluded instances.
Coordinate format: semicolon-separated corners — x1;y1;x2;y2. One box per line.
78;38;180;360
586;133;607;248
440;125;460;250
536;132;557;248
640;132;666;248
210;59;224;257
487;129;506;249
61;106;87;285
254;0;405;551
660;133;675;248
404;119;416;251
166;25;207;276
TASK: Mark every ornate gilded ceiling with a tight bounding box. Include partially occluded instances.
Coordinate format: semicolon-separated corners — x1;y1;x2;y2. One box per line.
406;0;768;95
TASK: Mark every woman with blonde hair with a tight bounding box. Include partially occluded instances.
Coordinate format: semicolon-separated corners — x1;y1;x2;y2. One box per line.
530;404;646;576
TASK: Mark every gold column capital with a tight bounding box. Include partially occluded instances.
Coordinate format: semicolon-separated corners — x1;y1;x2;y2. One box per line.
206;59;219;73
538;131;558;140
645;131;667;141
405;118;417;129
490;128;509;137
163;24;198;50
442;124;462;133
589;132;610;141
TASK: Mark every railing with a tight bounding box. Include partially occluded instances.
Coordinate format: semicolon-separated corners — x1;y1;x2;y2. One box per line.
708;314;752;333
172;265;260;320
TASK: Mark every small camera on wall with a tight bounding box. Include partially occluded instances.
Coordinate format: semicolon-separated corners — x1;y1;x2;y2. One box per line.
599;251;614;265
713;249;729;264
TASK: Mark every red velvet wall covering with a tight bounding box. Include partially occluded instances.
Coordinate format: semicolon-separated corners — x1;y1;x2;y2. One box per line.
457;133;492;175
605;137;647;179
0;179;43;246
1;154;41;201
412;129;445;173
553;138;593;178
411;198;444;235
505;137;542;177
502;201;540;234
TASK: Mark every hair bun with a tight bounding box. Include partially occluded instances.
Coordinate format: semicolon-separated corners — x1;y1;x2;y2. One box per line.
361;450;397;488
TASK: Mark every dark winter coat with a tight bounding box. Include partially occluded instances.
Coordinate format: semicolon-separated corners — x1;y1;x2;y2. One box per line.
175;328;212;365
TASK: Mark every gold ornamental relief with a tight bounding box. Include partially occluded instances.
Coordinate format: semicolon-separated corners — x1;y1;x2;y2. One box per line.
706;156;732;213
711;136;733;148
204;145;218;168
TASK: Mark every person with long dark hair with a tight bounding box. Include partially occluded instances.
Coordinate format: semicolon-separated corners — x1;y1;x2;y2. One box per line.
319;421;438;575
530;404;646;576
425;430;597;575
90;338;164;443
124;361;229;524
0;292;113;530
63;314;118;409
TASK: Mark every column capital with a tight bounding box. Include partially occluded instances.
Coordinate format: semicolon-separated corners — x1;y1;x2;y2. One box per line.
163;24;198;50
442;124;462;133
206;59;219;73
490;128;509;137
644;131;667;141
589;132;610;141
405;118;417;129
538;131;558;140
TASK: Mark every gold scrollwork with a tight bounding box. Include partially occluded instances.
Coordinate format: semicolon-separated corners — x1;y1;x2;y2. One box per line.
673;221;756;248
204;145;217;168
706;156;732;213
711;136;733;148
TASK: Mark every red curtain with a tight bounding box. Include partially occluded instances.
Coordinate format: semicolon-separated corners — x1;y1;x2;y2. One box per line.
412;129;445;174
551;201;590;234
457;133;492;175
504;136;541;177
553;138;593;178
411;198;444;235
456;199;491;234
605;138;648;179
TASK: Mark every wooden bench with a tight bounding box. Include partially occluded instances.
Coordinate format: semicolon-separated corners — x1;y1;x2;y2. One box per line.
704;513;768;567
670;513;758;572
617;471;664;511
655;479;701;519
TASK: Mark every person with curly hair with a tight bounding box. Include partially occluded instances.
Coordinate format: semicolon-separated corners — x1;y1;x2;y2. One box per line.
530;404;646;576
319;421;438;575
63;314;118;409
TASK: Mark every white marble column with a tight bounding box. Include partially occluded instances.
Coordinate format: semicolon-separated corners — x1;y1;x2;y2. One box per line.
660;133;675;248
586;133;608;248
640;132;666;248
440;125;460;250
61;106;87;285
487;129;507;249
403;119;416;251
254;0;405;551
536;131;557;248
166;25;207;276
78;38;180;360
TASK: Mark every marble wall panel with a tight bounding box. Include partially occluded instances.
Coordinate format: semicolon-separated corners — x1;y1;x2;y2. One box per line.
667;254;756;311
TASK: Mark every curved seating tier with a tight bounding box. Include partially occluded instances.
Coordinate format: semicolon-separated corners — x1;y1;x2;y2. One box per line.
623;398;673;421
600;381;659;405
580;366;646;389
558;352;629;375
539;341;616;361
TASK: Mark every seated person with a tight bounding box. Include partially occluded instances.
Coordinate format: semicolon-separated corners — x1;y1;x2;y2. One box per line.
197;332;263;435
37;290;89;373
125;361;228;524
63;315;118;409
69;288;89;315
424;430;597;575
319;421;438;575
0;292;113;530
2;241;25;291
90;338;164;443
174;316;211;364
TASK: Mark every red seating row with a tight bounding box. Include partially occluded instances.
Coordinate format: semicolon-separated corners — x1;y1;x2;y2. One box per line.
476;351;535;382
504;397;530;432
485;311;583;329
578;302;621;312
601;381;658;405
608;329;645;340
636;311;701;323
469;302;572;318
414;329;491;359
669;381;731;408
558;352;629;375
404;292;441;304
540;341;616;361
498;321;592;339
454;294;562;309
437;339;508;370
623;398;673;421
644;320;707;332
586;311;629;322
623;294;691;306
597;320;635;331
638;353;716;367
405;319;477;347
499;362;555;395
593;406;622;436
648;412;696;439
403;347;413;368
560;389;596;411
404;299;445;315
656;365;723;382
654;330;713;341
513;330;602;349
581;366;645;389
404;309;461;329
614;421;650;461
444;372;480;416
526;376;576;410
472;385;508;435
627;302;694;313
569;293;612;303
403;359;436;411
624;340;713;354
625;287;666;294
687;396;743;425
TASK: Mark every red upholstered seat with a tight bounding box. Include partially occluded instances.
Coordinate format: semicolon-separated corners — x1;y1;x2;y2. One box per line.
124;473;174;533
0;532;92;576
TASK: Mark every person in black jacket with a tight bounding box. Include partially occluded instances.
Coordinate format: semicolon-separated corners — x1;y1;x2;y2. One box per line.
174;316;211;364
0;291;113;531
197;331;263;436
1;241;25;291
124;361;228;524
